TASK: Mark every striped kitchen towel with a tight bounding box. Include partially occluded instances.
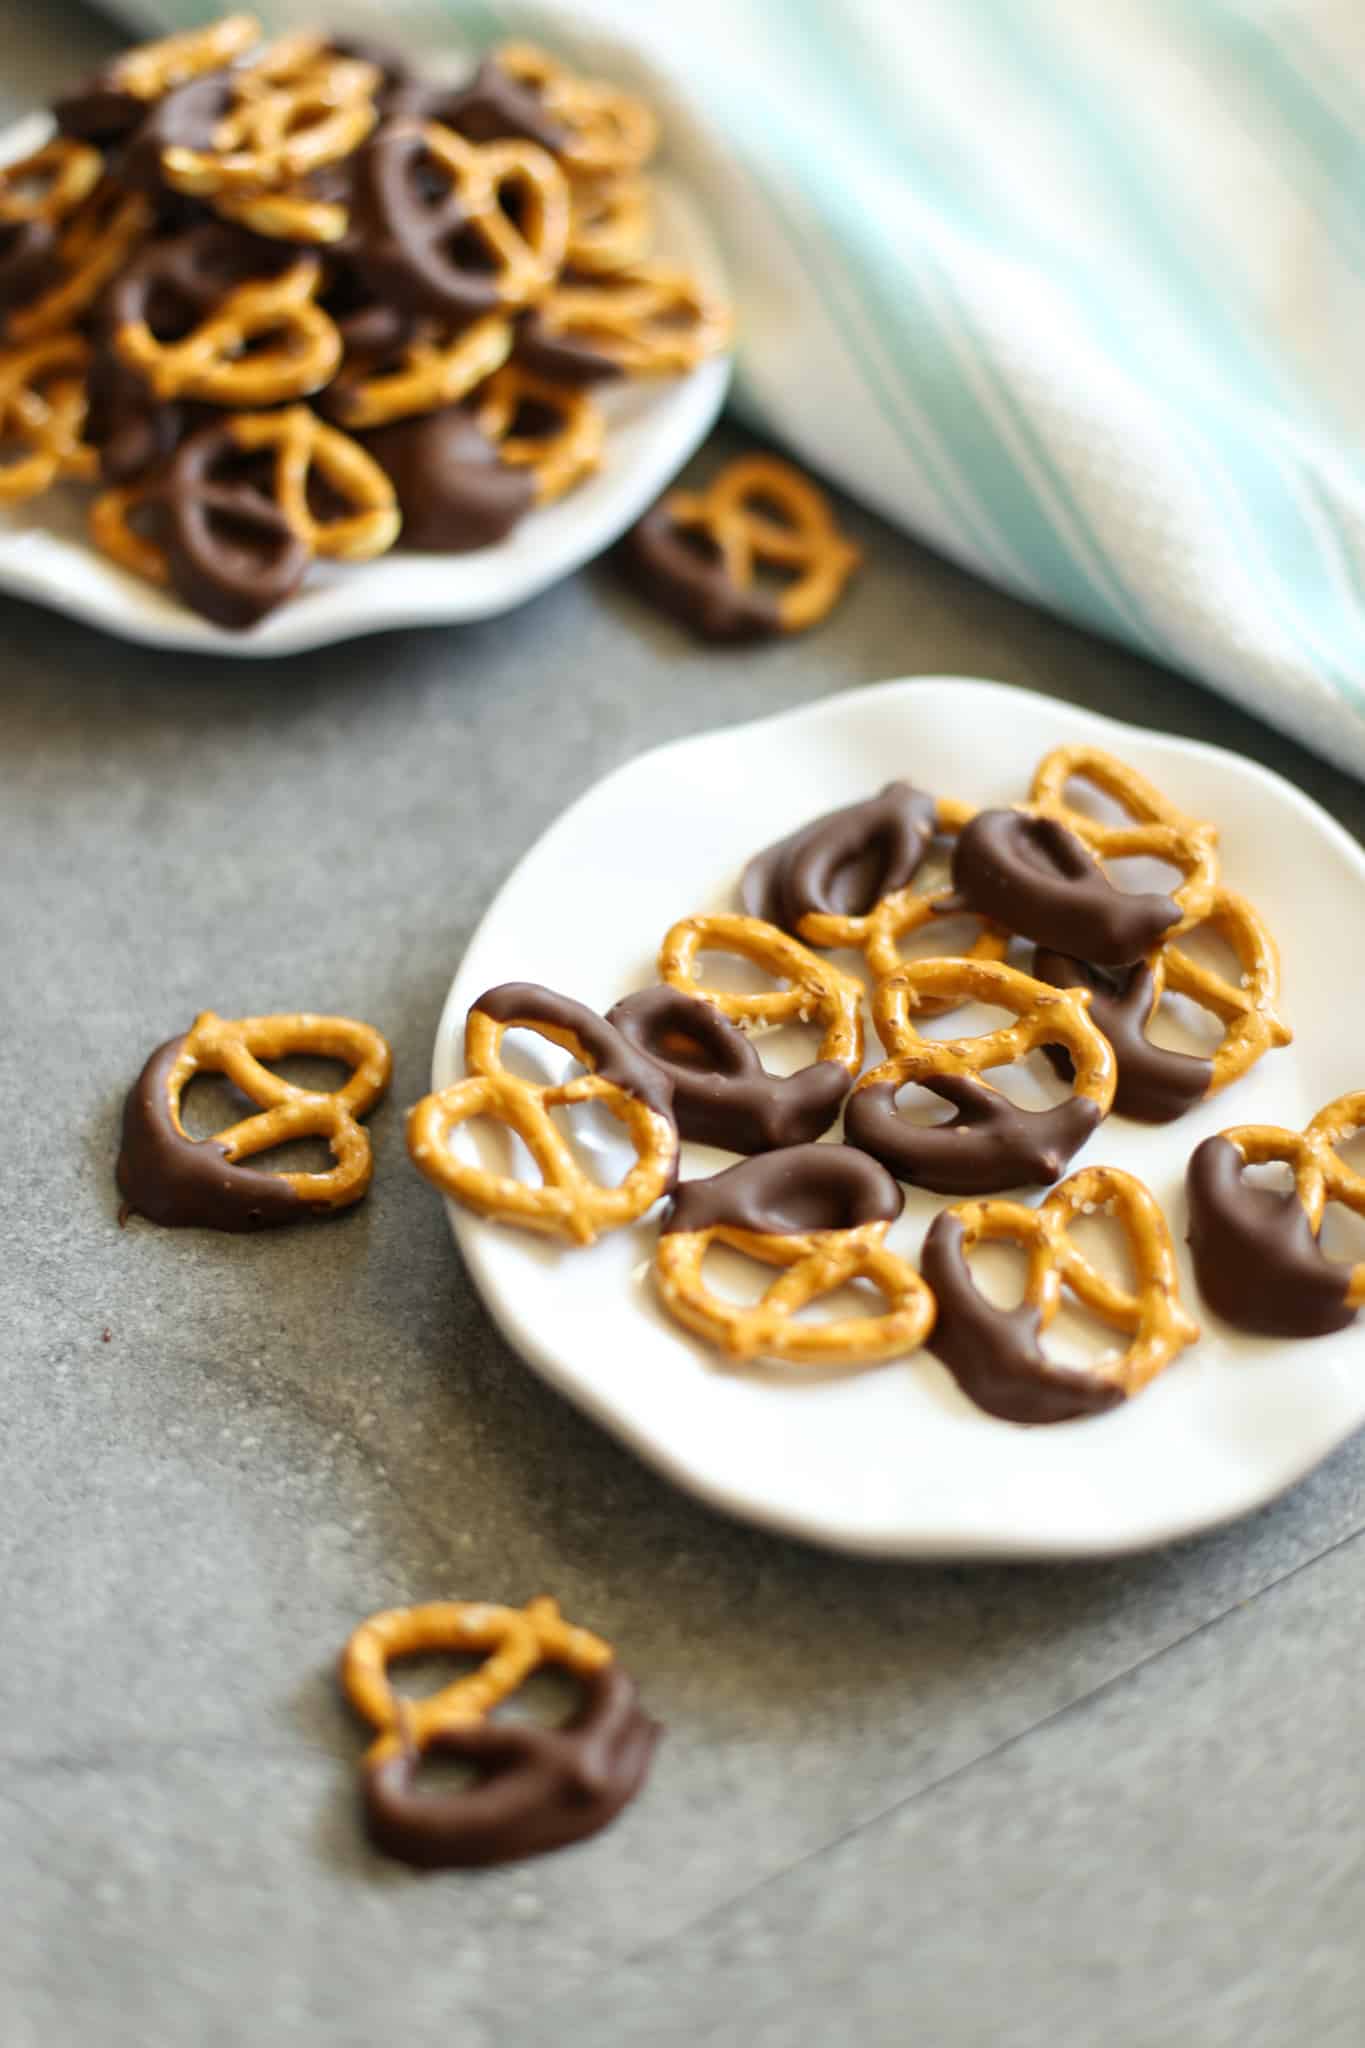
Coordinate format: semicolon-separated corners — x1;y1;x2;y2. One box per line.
111;0;1365;772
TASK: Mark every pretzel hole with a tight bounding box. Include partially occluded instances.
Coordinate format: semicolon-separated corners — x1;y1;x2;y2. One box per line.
669;522;722;566
1145;989;1225;1057
498;1026;580;1088
446;223;499;277
790;1275;895;1325
1166;922;1243;984
1240;1160;1295;1195
448;1113;539;1184
402;1746;481;1796
1058;774;1134;831
179;1070;255;1137
1040;1295;1130;1370
1319;1202;1365;1265
981;1053;1073;1110
1104;854;1185;898
493;1664;585;1727
701;1242;781;1306
385;1648;491;1702
891;1082;958;1127
916;1001;1016;1042
141;282;213;343
504;395;569;440
1065;1209;1139;1294
1334;1130;1365;1173
962;1240;1030;1309
546;1099;638;1186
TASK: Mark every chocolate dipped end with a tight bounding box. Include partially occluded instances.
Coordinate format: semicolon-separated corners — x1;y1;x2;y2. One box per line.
515;312;624;386
1186;1136;1355;1338
845;1072;1101;1197
922;1212;1126;1425
1033;949;1212;1124
621;503;780;643
662;1143;903;1238
474;982;676;1125
360;410;534;551
607;987;849;1153
741;782;937;934
945;811;1180;968
362;1662;659;1870
116;1035;306;1232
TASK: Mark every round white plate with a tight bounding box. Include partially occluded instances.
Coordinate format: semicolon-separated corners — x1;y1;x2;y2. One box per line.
432;676;1365;1559
0;112;730;657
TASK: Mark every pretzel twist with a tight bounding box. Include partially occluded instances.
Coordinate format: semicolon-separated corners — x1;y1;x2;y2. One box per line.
1215;1094;1365;1308
324;312;513;429
473;363;604;503
566;175;651;273
6;183;150;344
866;956;1116;1110
211;182;350;246
495;41;658;179
1029;744;1220;929
938;1165;1200;1397
659;911;865;1074
529;266;731;376
226;406;400;559
656;456;860;632
407;1000;679;1245
113;254;341;404
104;14;262;104
161;40;379;197
0;333;96;503
0;139;103;224
406;124;570;311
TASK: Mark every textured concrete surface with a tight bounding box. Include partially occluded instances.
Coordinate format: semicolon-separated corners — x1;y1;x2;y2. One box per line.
4;10;1365;2046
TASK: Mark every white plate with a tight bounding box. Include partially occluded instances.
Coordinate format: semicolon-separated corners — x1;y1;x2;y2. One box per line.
0;112;730;657
432;677;1365;1559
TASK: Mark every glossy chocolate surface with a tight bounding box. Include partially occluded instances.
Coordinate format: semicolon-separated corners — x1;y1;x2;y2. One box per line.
475;982;676;1123
607;986;849;1153
116;1034;307;1231
921;1212;1127;1424
621;502;780;642
1033;948;1212;1123
1186;1135;1355;1338
661;1142;903;1238
845;1072;1101;1196
119;72;237;194
741;782;937;934
360;409;534;551
943;810;1180;967
362;1662;659;1870
351;119;502;324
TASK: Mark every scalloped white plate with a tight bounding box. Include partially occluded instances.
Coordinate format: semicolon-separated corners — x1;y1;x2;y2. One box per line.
432;677;1365;1559
0;112;730;656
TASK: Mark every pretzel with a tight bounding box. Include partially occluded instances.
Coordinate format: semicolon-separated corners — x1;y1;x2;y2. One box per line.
0;333;96;503
112;254;341;404
116;1010;392;1229
472;363;604;503
406;983;679;1245
0;140;102;225
922;1164;1199;1422
89;481;169;586
101;15;262;106
5;183;150;344
658;912;864;1075
1029;744;1219;931
211;181;350;246
323;312;513;430
226;407;400;559
566;174;651;273
340;1595;657;1868
160;40;379;198
1187;1093;1365;1337
653;1144;933;1368
494;42;658;179
526;266;731;376
844;957;1115;1194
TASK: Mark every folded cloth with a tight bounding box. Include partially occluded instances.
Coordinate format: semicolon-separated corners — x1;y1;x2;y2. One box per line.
109;0;1365;773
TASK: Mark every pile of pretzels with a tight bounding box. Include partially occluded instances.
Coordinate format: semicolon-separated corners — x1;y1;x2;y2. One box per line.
0;16;729;627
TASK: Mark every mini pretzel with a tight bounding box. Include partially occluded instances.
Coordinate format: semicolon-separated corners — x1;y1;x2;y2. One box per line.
472;363;604;503
116;1010;392;1230
658;911;864;1075
227;407;400;559
5;183;150;344
566;175;651;273
0;333;96;503
341;1595;657;1869
494;42;658;179
406;982;679;1245
160;41;379;197
0;140;102;225
526;267;731;376
1187;1093;1365;1338
654;1144;934;1368
323;313;513;430
89;481;168;586
845;957;1115;1194
113;254;341;405
922;1164;1199;1423
101;15;262;106
1029;744;1220;930
211;181;350;246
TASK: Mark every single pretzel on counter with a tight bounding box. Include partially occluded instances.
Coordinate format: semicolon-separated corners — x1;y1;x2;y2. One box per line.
741;782;1008;994
158;38;380;197
341;1595;658;1869
322;312;514;430
654;1144;935;1368
407;982;679;1245
1187;1092;1365;1338
0;333;97;503
921;1163;1199;1424
116;1009;392;1231
0;139;103;225
1033;887;1291;1123
658;911;865;1077
112;251;341;405
493;42;658;180
4;181;150;344
472;363;605;503
519;266;730;382
844;957;1115;1195
624;455;860;640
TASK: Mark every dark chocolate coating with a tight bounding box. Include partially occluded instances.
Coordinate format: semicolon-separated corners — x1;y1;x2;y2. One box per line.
118;71;237;194
54;76;150;145
161;420;310;631
661;1143;903;1238
1033;949;1212;1124
116;1034;307;1231
921;1212;1127;1424
328;36;416;101
621;501;780;642
845;1072;1101;1196
515;311;623;386
1185;1135;1355;1338
106;222;287;350
359;409;534;551
942;810;1180;968
351;119;501;325
84;341;191;484
0;218;56;316
388;60;568;155
474;982;677;1125
606;987;850;1153
741;782;937;935
362;1662;658;1870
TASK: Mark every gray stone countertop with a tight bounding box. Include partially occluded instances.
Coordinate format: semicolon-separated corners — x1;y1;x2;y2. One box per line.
3;10;1363;2045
